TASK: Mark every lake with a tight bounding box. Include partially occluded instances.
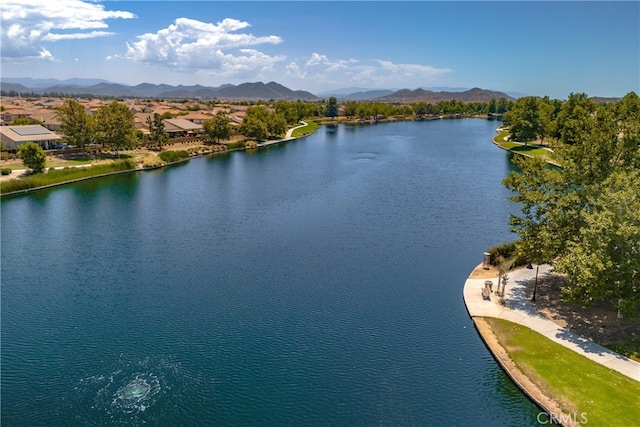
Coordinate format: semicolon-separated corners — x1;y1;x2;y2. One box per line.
1;119;543;425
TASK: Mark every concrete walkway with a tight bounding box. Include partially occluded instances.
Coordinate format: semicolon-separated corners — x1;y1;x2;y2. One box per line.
464;264;640;381
257;121;308;148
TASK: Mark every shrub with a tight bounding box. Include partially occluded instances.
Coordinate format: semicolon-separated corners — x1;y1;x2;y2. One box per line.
18;142;46;172
1;168;12;175
225;141;246;150
487;241;527;267
158;150;190;163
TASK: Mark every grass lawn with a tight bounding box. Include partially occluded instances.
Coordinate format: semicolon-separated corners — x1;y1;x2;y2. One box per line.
493;129;553;160
484;317;640;425
1;160;135;194
291;121;320;138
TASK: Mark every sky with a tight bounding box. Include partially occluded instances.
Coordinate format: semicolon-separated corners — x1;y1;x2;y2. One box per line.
1;1;639;99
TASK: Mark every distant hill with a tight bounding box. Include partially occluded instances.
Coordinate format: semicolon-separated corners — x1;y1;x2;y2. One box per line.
2;78;518;102
0;79;318;101
0;82;31;93
341;90;395;101
590;96;622;104
380;87;514;103
213;82;317;100
1;77;112;88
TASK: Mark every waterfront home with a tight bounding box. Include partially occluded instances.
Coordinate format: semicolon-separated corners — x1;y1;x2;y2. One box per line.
0;125;63;150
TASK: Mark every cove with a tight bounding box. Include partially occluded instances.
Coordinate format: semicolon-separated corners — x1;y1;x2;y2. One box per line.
1;119;542;425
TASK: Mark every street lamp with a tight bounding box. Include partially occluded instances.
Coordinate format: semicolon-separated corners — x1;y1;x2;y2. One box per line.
530;264;540;302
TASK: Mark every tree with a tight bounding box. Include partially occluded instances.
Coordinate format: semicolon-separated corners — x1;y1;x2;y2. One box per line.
554;171;640;318
203;111;231;143
266;112;286;137
553;93;596;145
343;101;358;118
10;117;43;126
146;113;168;149
94;101;137;155
325;96;339;118
240;110;269;140
503;96;543;143
413;102;429;119
18;142;46;172
57;99;96;150
504;92;640;317
496;97;512;114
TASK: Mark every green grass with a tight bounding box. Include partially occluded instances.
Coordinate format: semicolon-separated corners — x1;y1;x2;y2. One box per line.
1;160;135;194
291;121;320;138
502;141;550;157
484;317;640;425
494;129;510;144
493;129;552;159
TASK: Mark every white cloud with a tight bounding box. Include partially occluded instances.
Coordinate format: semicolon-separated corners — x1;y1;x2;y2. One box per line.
124;17;284;76
286;53;452;89
1;0;135;60
43;31;116;42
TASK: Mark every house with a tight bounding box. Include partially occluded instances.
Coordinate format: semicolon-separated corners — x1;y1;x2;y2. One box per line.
163;118;203;137
182;112;213;124
1;109;32;124
0;125;63;150
29;109;62;131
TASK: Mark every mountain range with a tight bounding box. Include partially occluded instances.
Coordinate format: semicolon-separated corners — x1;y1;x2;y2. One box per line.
1;78;516;102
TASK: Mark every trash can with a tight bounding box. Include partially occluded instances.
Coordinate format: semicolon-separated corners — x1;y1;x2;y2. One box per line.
482;252;491;270
485;280;493;292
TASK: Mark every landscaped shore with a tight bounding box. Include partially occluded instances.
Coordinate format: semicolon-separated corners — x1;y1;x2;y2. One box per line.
0;121;318;197
464;264;640;425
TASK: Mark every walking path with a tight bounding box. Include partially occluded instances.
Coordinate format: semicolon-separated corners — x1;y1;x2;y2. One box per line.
463;264;640;381
258;121;308;147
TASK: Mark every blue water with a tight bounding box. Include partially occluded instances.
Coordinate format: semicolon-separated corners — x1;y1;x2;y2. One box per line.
1;119;541;425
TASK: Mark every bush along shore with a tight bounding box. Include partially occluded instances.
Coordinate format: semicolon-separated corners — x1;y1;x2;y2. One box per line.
0;160;136;196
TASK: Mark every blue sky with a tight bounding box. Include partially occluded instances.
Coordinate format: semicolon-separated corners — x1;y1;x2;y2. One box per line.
1;1;638;98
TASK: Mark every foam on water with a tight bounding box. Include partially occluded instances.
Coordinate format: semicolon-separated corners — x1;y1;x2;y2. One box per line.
111;374;159;413
66;355;196;424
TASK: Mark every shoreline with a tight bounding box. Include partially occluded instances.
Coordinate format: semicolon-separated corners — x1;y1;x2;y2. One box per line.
0;125;313;198
491;128;562;167
463;263;640;425
1;117;489;198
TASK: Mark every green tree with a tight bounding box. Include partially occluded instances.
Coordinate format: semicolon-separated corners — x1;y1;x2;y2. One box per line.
239;108;269;141
496;97;512;114
10;117;43;126
94;102;137;155
325;96;339;118
18;142;46;172
503;96;543;143
555;171;640;318
343;101;358;118
553;93;596;145
203;111;232;143
267;112;287;137
57;99;96;149
487;99;497;115
504;92;640;317
413;102;429;118
146;113;168;149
